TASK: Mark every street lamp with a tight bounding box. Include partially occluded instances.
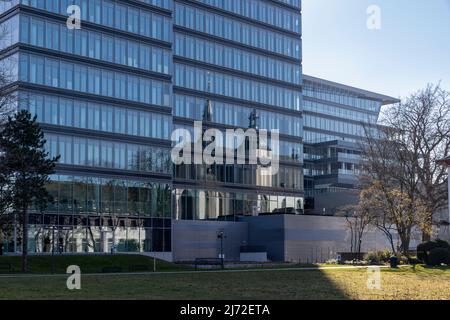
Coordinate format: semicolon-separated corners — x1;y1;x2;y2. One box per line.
51;224;56;274
217;230;226;270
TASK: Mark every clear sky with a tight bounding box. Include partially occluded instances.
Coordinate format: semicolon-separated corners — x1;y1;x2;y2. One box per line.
302;0;450;99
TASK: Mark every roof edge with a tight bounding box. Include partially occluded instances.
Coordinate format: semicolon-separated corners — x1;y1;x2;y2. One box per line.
303;74;400;105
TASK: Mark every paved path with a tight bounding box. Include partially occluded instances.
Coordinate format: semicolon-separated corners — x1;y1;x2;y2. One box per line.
0;265;402;279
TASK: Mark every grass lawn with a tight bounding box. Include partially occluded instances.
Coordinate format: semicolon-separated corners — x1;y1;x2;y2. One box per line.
0;254;187;274
0;264;449;300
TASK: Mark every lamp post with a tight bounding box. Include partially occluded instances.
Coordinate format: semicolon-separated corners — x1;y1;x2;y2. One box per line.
51;225;56;274
217;230;226;269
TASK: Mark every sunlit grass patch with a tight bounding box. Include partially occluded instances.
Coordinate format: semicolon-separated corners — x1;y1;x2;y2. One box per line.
321;266;450;300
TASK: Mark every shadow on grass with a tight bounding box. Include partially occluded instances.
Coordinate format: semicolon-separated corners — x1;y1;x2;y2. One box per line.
0;256;354;299
294;268;351;300
0;254;186;274
421;265;450;271
0;268;352;300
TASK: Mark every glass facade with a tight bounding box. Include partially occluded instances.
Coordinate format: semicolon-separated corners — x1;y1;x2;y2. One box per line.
175;189;303;221
173;123;302;164
190;0;301;33
174;33;301;84
28;174;172;253
20;14;172;74
0;0;304;253
20;0;172;41
172;0;303;220
174;94;302;137
174;63;301;110
43;174;171;218
45;133;172;174
302;76;396;211
302;77;383;144
303;80;381;113
174;2;301;59
20;92;172;140
19;53;171;107
0;0;401;253
0;0;174;253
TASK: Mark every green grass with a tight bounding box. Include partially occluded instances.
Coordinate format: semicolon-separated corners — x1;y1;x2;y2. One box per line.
0;265;448;300
0;255;187;274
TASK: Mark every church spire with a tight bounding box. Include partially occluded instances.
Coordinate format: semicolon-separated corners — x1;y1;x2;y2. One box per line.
249;108;259;129
203;73;213;122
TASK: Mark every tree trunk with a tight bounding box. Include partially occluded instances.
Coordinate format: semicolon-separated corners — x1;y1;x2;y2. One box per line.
378;226;396;254
422;231;431;243
357;239;361;258
21;208;28;273
388;235;396;254
357;229;364;257
399;233;410;256
422;223;432;242
349;226;354;253
421;210;434;242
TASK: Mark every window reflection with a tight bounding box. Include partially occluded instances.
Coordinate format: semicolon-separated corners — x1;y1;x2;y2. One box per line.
176;189;304;220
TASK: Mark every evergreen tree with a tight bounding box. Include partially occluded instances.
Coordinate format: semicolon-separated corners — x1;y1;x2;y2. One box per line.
0;110;59;272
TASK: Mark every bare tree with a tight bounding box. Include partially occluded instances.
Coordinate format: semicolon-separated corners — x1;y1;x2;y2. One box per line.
337;202;373;257
381;84;450;241
360;179;425;255
360;122;422;255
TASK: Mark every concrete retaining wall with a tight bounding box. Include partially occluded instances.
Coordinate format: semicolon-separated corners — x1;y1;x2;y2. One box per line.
240;215;396;262
172;220;248;262
172;215;405;262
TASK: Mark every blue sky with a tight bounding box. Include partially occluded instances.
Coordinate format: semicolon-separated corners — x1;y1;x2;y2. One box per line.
302;0;450;99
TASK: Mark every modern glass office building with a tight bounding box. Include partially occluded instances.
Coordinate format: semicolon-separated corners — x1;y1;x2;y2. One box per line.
171;0;303;221
302;75;398;214
1;0;174;253
0;0;303;254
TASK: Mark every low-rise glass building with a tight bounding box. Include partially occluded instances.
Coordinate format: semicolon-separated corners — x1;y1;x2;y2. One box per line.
302;75;399;214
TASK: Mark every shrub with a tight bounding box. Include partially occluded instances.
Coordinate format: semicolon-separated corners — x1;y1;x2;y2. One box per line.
364;249;392;265
343;260;367;265
326;259;339;265
407;256;421;265
417;239;450;264
395;254;409;265
417;242;437;263
435;239;450;249
427;248;450;266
